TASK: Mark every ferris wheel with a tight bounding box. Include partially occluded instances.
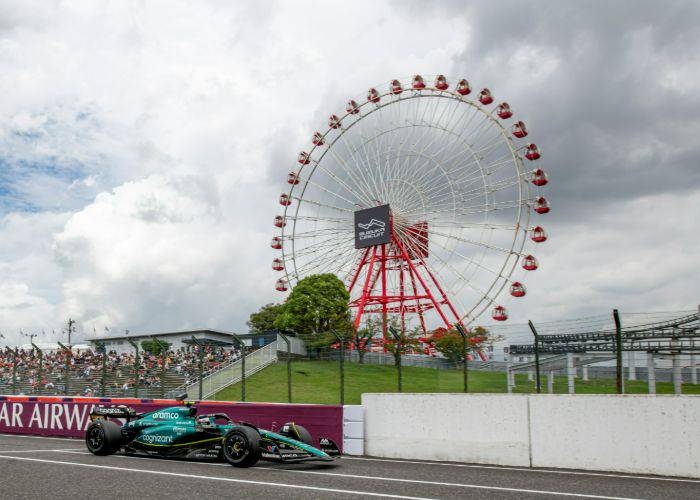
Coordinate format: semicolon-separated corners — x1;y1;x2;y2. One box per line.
271;74;550;334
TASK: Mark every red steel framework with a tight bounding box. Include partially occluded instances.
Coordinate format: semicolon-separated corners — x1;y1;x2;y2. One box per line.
348;215;464;340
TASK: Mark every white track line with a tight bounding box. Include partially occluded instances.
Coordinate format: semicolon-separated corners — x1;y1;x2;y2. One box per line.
342;457;700;484
0;454;433;500
0;434;80;442
0;449;85;453
256;467;642;500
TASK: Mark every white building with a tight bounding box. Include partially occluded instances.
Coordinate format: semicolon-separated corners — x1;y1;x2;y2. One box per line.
88;329;238;354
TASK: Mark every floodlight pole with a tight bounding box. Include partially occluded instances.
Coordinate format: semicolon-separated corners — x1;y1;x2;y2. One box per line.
230;333;246;402
277;330;292;403
32;342;43;396
613;309;623;394
128;339;140;398
57;342;71;395
11;347;18;395
455;324;469;393
528;321;542;394
152;336;168;399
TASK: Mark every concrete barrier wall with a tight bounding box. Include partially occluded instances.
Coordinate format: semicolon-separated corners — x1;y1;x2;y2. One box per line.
529;395;700;478
362;393;700;478
362;393;531;466
0;395;343;451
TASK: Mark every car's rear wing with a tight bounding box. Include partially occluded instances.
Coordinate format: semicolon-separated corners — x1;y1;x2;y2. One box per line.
90;405;138;423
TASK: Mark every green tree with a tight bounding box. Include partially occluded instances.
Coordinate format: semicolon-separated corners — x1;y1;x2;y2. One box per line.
353;316;381;364
247;303;284;334
140;339;171;356
430;326;494;364
384;321;421;367
274;274;351;357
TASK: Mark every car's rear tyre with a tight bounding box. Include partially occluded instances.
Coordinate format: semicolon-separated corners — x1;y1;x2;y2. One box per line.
223;426;261;468
86;420;122;456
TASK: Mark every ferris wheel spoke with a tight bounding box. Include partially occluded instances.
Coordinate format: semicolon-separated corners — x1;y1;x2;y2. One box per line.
295;196;354;214
287;214;353;224
306;155;376;209
428;227;519;255
392;228;483;316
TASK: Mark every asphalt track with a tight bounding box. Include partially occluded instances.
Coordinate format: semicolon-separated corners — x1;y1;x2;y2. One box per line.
0;434;698;499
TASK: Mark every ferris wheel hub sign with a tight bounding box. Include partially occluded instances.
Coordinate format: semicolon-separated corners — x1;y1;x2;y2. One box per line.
354;204;391;249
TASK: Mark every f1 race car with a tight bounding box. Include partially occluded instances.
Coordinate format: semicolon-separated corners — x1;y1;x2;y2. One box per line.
85;402;340;467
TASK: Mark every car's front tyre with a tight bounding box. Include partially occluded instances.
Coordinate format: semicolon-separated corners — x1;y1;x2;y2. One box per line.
222;426;261;468
85;420;122;456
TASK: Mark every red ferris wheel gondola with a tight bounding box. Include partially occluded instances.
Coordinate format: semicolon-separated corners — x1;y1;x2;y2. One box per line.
346;100;360;114
512;120;528;138
279;193;291;206
272;258;284;271
479;88;493;105
531;168;549;186
434;74;449;90
496;102;512;119
534;197;550;214
270;236;282;249
312;132;325;146
287;172;299;185
298;151;310;165
329;115;342;129
510;282;526;297
492;305;508;321
522;254;538;271
525;143;541;160
531;226;547;243
391;79;403;95
274;215;286;228
412;74;426;89
456;79;471;95
275;278;288;291
367;88;380;103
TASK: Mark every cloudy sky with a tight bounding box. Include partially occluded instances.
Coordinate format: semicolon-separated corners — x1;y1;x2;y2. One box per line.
1;0;698;344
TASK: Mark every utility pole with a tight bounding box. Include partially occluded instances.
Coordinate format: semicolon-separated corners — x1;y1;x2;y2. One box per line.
528;321;542;393
66;318;76;347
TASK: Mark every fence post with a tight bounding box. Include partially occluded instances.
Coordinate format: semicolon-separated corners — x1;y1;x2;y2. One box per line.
11;347;18;395
547;370;554;393
277;331;292;403
646;351;656;394
528;320;541;393
127;339;140;398
566;352;575;394
57;342;70;395
455;324;469;393
613;309;623;394
388;326;402;393
230;333;246;402
32;343;43;396
671;338;682;395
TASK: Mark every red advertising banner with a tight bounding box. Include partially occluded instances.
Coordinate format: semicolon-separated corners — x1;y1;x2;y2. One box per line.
0;396;343;451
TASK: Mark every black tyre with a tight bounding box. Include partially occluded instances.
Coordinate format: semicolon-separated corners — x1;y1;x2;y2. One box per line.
222;426;261;468
290;424;313;447
85;420;122;456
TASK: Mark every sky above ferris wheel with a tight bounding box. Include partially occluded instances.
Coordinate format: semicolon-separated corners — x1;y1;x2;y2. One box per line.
0;0;699;343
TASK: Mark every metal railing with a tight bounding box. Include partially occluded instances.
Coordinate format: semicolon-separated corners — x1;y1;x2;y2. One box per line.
177;341;279;400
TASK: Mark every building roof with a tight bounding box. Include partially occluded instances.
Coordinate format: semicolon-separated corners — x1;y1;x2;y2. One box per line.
88;329;237;343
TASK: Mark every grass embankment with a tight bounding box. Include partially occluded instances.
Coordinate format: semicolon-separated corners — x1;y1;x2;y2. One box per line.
213;360;700;404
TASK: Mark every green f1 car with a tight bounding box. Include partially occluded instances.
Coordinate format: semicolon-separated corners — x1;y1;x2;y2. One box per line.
85;402;340;467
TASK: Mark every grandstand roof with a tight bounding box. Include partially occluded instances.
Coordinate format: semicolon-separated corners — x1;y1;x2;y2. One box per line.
88;329;236;343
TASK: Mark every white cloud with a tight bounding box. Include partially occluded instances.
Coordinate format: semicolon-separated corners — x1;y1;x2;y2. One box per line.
0;0;698;345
